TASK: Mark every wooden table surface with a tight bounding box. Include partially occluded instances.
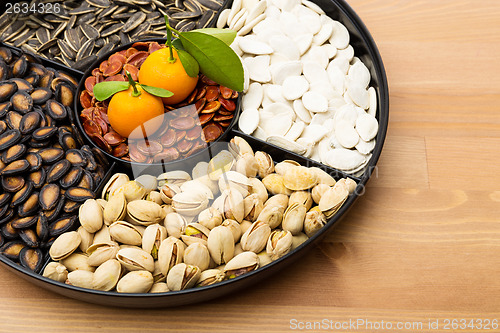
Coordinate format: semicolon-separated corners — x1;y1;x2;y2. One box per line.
2;0;500;332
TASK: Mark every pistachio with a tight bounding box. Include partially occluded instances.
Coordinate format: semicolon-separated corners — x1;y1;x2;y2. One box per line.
114;180;146;202
162;204;175;216
235;153;258;178
336;177;357;194
135;174;158;193
77;226;94;253
234;243;244;256
92;259;121;291
254;151;274;178
197;207;223;230
310;167;336;186
159;184;181;204
126;200;166;226
304;210;327;237
289;191;313;211
181;223;210;247
172;191;209;217
164;212;187;238
183;243;210;272
142;224;167;259
274;160;300;176
96;199;107;210
197;269;225;287
283;166;318;191
87;241;119;267
146;190;163;205
166;263;201;291
103;192;126;225
180;180;214;200
109;221;144;246
262;173;292;196
207;225;235;265
224;251;259;279
229;136;254;158
66;270;94;289
150;282;169;293
49;231;81;260
102;173;129;200
116;270;153;293
152;260;166;283
291;233;309;250
318;185;348;218
266;229;293;260
87;225;112;252
79;199;103;233
282;203;306;235
157;171;191;188
213;189;245;223
240;221;271;253
243;194;264;222
248;178;268;203
42;262;68;282
116;247;155;272
60;252;95;272
158;236;186;275
207;150;236;181
218;171;250;197
311;184;330;204
222;219;242;243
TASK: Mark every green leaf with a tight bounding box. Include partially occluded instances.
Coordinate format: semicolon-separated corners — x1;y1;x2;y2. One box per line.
139;84;174;98
176;48;200;78
93;81;130;101
196;28;237;46
172;38;184;50
178;31;244;91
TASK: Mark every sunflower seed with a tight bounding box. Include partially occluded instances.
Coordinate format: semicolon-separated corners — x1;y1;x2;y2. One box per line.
69;4;95;15
97;5;118;19
86;0;111;8
197;0;224;10
77;13;97;26
80;23;100;40
37;39;57;53
76;39;95;62
64;28;81;52
36;27;50;44
96;43;114;58
73;55;97;71
101;23;123;38
123;12;147;33
57;40;77;60
51;21;68;39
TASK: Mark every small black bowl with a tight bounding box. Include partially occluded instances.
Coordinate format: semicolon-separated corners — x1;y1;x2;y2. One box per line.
73;38;241;178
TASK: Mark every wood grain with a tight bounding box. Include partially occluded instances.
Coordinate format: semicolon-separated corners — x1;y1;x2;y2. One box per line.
2;1;500;331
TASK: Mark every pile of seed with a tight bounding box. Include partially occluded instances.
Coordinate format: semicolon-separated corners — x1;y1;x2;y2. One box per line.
0;47;108;273
0;0;225;70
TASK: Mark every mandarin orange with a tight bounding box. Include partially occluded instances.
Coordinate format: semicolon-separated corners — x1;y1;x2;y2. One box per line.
107;85;165;139
138;48;198;105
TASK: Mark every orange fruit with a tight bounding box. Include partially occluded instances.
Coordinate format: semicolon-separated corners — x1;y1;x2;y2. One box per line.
138;48;198;105
107;85;165;139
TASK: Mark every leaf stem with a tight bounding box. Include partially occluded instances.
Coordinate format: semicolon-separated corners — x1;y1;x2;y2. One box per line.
165;16;176;63
126;72;141;97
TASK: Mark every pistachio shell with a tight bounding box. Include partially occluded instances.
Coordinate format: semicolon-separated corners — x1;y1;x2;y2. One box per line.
158;236;186;275
116;270;153;293
49;231;81;260
197;269;225;287
311;184;330;204
116;247;155;272
77;226;94;253
309;167;336;186
291;232;309;250
235;153;258;178
207;225;235;265
274;160;300;175
318;185;348;218
157;171;191;187
164;212;187;238
266;229;293;260
197;207;223;230
240;221;271;253
224;251;259;278
262;173;292;195
181;223;210;247
114;180;146;202
102;173;129;200
42;262;68;282
172;191;209;217
248;178;268;203
243;194;264;222
304;210;327;237
257;250;272;267
126;200;166;225
109;221;144;246
166;263;201;291
146;191;163;205
254;151;274;178
150;282;169;293
103;192;126;225
79;199;103;233
288;191;313;211
87;241;119;267
141;224;167;259
218;171;250;197
222;219;242;243
92;259;121;291
229;136;254;157
282;203;307;235
66;270;94;289
283;166;318;191
60;252;95;272
183;243;210;272
159;184;181;204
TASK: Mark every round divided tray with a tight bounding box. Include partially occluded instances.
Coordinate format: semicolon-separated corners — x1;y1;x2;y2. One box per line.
0;0;388;307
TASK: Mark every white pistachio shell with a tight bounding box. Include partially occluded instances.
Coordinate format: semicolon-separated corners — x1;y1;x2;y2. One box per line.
116;247;155;272
266;230;293;260
116;270;154;293
103;192;127;225
60;252;94;272
164;212;187;238
126;200;166;226
158;236;186;275
109;221;144;246
166;263;201;291
92;259;121;291
87;241;119;267
207;225;235;265
224;251;259;278
49;231;81;261
240;221;271;253
197;207;223;230
66;270;94;289
79;199;103;233
183;243;211;272
42;262;68;282
197;269;225;287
